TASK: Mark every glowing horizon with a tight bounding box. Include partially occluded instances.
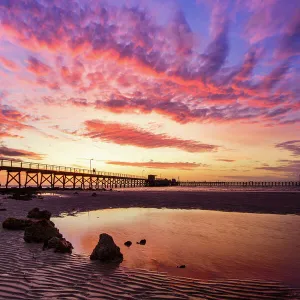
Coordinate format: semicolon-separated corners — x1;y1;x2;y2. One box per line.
0;0;299;181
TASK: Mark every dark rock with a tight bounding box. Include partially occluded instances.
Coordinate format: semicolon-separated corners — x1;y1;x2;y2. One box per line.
45;237;73;253
27;208;51;220
91;192;97;197
137;239;146;245
124;241;132;247
90;233;123;263
177;265;186;269
24;219;62;243
9;193;32;201
0;208;7;211
74;192;79;195
2;218;34;230
109;188;113;191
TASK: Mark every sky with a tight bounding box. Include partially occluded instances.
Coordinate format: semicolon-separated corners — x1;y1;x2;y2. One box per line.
0;0;299;181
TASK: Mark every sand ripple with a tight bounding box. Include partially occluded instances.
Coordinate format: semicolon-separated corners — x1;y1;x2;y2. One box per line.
0;194;299;299
0;230;299;299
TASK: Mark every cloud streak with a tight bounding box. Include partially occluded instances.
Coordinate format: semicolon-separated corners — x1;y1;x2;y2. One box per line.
82;120;219;153
276;140;300;156
105;161;204;170
0;146;44;160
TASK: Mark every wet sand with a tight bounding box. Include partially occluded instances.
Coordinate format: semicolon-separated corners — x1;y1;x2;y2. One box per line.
0;189;299;299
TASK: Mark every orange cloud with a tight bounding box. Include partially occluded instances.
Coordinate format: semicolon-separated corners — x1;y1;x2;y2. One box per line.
82;120;219;153
106;161;205;170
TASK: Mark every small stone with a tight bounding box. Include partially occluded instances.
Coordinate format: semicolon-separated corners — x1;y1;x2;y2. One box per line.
90;233;123;263
0;208;7;211
137;239;146;245
177;265;186;269
124;241;132;247
91;192;97;197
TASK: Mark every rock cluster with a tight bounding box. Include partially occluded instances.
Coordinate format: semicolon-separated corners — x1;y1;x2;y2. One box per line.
44;237;73;253
2;217;34;230
27;207;51;220
90;233;123;263
24;219;62;243
2;207;73;254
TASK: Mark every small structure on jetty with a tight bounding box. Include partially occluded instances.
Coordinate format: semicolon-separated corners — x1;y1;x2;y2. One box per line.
146;175;178;187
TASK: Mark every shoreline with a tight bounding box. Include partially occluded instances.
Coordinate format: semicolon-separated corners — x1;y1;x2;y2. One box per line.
1;190;300;299
2;189;299;215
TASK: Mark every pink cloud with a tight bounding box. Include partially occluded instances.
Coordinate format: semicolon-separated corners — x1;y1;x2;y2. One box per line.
27;56;51;75
82;119;219;153
0;0;299;127
0;56;18;71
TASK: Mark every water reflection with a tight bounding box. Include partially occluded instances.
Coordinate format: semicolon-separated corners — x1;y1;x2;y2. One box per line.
53;208;300;287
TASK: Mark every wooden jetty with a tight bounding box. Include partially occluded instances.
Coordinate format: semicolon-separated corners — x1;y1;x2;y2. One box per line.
0;160;146;189
1;159;299;189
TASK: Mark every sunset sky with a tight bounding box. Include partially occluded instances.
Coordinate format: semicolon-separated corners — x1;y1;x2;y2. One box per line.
0;0;299;181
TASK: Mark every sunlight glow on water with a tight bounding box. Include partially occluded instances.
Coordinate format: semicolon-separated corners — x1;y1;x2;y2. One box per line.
53;208;300;286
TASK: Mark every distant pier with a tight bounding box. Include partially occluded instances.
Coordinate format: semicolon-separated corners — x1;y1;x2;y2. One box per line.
179;181;300;187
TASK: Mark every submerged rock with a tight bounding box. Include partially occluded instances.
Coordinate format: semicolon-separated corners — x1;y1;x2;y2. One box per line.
27;208;51;220
137;239;146;245
0;208;7;211
24;219;62;243
91;192;97;197
124;241;132;247
44;237;73;253
2;218;34;230
177;265;186;269
90;233;123;263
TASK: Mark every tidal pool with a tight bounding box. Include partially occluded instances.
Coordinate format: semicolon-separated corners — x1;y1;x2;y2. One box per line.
53;208;300;287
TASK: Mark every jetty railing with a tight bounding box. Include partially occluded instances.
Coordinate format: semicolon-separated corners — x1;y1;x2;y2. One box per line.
0;159;147;189
0;159;146;179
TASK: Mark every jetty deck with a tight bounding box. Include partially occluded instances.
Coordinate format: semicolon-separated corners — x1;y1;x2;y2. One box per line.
0;160;146;189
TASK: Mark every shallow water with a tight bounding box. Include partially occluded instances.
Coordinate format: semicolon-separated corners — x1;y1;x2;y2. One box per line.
53;208;300;287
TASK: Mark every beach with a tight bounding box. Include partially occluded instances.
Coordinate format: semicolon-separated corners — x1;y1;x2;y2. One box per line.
0;188;299;299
